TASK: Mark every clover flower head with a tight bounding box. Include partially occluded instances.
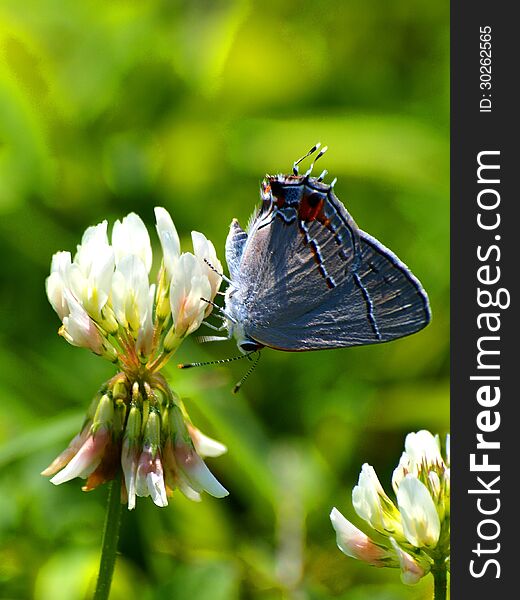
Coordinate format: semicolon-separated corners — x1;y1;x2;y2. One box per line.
43;208;228;509
330;430;450;589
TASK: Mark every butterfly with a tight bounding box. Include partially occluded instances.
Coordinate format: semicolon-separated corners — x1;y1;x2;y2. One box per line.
221;144;431;355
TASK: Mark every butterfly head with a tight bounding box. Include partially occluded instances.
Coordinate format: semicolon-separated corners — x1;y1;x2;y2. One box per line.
260;174;333;223
226;317;264;354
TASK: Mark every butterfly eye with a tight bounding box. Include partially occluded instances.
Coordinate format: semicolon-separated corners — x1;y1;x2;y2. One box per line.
239;339;263;353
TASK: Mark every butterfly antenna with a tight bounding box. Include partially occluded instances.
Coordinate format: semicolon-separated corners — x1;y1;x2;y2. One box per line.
233;351;261;394
200;297;236;323
178;353;252;369
304;145;328;178
292;143;321;175
203;258;232;285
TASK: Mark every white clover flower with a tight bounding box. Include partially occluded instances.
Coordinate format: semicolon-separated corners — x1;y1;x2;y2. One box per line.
191;231;223;315
397;475;441;548
330;430;450;595
59;291;109;357
44;208;227;511
67;221;114;320
352;463;404;538
188;424;227;458
330;508;394;566
392;430;447;493
46;251;73;320
111;255;151;335
154;206;181;279
168;252;212;341
126;408;168;509
390;538;426;585
405;430;445;470
45;207;221;374
112;212;153;273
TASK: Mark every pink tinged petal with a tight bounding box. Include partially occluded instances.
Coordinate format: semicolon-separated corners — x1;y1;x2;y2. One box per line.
397;475;440;548
330;508;388;566
135;446;153;498
135;446;169;507
155;207;180;279
41;426;91;476
121;438;139;510
50;428;110;485
60;293;104;354
188;425;227;458
112;213;153;273
174;442;228;498
390;538;427;585
161;439;202;502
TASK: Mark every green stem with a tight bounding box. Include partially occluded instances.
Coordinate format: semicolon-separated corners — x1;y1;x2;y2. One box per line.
432;558;448;600
93;478;123;600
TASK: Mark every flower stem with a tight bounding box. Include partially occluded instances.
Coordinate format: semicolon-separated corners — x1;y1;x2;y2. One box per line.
93;477;122;600
432;557;448;600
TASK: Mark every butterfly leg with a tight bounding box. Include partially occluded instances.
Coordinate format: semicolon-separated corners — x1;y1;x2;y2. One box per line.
201;319;227;332
196;335;230;343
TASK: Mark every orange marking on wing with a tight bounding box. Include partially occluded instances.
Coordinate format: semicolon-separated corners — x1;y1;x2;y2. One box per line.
298;192;324;221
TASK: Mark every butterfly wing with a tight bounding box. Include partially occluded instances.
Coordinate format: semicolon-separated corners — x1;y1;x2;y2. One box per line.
227;194;430;350
225;218;249;281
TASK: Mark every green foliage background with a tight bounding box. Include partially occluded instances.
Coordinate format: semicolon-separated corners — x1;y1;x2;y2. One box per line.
0;1;448;599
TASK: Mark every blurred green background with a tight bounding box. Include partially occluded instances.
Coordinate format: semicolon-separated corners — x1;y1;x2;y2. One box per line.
0;1;448;599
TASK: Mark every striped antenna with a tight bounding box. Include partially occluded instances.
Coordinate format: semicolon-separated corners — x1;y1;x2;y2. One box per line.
233;352;261;394
203;258;232;285
293;143;321;175
178;352;252;369
304;145;328;177
200;297;236;323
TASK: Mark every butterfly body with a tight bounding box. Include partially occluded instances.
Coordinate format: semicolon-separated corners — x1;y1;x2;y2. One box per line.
223;170;431;354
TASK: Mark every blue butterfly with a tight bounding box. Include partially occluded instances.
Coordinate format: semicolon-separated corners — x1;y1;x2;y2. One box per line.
222;145;431;354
